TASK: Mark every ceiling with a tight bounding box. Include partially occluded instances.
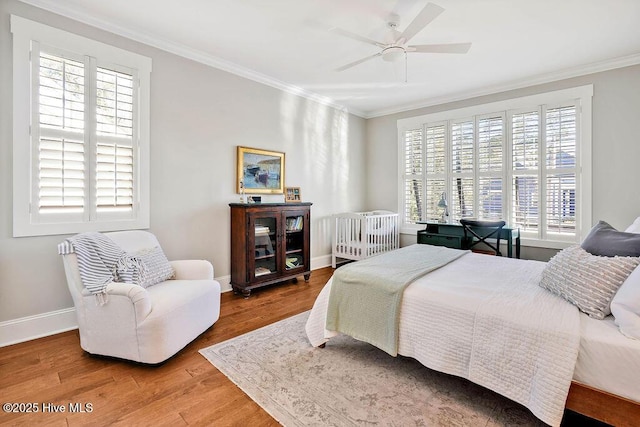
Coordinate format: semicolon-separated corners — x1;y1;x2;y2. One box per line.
20;0;640;118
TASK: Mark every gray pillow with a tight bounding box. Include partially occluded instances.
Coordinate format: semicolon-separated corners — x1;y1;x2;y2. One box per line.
581;221;640;257
117;246;175;288
539;245;640;319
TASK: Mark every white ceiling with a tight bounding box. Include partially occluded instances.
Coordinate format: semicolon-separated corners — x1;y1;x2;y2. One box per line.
20;0;640;118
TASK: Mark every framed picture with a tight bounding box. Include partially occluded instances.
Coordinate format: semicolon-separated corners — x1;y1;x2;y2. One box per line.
237;146;285;194
285;187;301;203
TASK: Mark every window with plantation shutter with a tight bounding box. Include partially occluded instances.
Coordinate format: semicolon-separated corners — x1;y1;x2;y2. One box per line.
545;105;577;237
96;67;135;213
37;52;86;215
402;128;423;224
398;86;592;248
424;124;446;221
477;114;504;220
511;110;540;233
451;120;474;219
12;16;151;237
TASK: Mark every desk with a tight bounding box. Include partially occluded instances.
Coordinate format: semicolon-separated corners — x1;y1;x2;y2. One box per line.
417;222;520;258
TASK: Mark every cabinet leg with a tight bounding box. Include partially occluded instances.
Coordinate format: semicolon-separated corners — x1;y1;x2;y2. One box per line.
241;289;251;299
304;273;311;282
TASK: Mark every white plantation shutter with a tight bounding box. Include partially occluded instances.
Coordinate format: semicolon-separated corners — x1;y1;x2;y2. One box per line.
451;120;474;219
38;137;85;214
12;16;151;236
95;67;135;213
511;110;540;233
425;123;446;221
35;50;87;218
545;105;577;237
402;128;423;224
96;143;134;211
477;114;504;220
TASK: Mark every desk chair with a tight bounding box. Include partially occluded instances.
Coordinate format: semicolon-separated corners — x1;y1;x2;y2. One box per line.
459;219;506;256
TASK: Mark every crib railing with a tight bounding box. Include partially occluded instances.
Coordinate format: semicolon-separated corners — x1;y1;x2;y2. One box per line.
332;210;399;268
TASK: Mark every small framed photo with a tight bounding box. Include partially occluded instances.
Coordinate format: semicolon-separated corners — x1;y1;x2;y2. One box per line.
285;187;301;203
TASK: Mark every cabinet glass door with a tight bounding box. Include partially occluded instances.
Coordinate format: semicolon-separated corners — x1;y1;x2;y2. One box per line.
284;213;305;271
253;216;277;278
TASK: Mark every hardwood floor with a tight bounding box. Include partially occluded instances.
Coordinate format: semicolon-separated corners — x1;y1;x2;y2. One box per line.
0;267;333;426
0;266;615;426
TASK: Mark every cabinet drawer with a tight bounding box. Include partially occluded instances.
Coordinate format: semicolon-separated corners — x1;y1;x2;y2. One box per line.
417;232;463;249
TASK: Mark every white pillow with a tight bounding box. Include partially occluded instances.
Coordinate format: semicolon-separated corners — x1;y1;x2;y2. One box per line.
611;265;640;339
625;216;640;233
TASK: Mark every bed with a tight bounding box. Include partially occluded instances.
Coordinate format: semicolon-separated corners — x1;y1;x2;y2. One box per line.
306;244;640;427
331;210;399;268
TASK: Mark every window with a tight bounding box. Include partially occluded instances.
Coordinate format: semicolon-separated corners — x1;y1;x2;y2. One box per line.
11;16;152;237
398;86;592;247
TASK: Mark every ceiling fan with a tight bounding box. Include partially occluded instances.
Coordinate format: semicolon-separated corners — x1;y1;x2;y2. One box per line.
331;2;471;74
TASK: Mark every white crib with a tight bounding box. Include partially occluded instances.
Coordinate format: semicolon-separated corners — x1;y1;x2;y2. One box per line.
332;210;399;268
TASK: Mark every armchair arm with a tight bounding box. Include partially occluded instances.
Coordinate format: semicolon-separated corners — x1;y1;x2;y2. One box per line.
170;260;214;280
81;282;152;323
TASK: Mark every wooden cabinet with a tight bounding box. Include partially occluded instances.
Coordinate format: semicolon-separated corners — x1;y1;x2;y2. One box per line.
229;203;312;297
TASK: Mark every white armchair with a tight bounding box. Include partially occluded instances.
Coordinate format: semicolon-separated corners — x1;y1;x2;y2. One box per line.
60;230;221;364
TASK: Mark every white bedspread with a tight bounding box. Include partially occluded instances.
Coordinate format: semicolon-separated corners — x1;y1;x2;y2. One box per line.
306;252;581;427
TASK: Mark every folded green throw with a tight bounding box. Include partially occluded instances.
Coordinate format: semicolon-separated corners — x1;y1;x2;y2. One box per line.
326;244;468;356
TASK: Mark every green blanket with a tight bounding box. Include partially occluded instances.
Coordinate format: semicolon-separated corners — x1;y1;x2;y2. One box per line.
326;244;468;356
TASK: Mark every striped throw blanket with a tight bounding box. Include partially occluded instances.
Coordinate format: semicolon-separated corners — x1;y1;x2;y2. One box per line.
62;232;142;295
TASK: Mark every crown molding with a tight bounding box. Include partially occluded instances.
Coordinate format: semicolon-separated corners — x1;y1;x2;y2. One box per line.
364;53;640;118
16;0;639;121
16;0;367;118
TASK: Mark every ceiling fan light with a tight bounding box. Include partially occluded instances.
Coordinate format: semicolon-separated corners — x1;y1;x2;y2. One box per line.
382;46;405;62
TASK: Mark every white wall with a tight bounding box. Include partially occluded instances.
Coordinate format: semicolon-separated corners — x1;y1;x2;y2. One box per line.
365;65;640;261
0;0;367;343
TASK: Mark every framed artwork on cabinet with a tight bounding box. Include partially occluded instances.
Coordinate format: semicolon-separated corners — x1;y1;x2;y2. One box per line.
237;146;285;194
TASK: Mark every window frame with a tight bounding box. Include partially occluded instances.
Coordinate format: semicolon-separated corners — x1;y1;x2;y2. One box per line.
11;15;152;237
397;85;593;249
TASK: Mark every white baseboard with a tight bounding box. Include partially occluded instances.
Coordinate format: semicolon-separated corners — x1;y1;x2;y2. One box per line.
311;254;332;271
1;258;334;346
0;308;78;348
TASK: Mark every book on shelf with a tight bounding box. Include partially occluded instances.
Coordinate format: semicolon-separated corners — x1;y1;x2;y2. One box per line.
286;216;303;231
255;225;270;235
285;256;300;269
255;267;271;276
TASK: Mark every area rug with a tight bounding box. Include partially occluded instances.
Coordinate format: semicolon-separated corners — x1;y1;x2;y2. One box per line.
199;311;545;426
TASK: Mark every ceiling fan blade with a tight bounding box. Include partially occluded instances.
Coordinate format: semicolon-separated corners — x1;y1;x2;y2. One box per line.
399;2;444;43
329;27;386;48
408;42;472;54
335;53;382;72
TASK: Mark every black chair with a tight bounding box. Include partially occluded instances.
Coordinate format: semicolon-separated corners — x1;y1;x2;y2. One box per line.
459;219;506;256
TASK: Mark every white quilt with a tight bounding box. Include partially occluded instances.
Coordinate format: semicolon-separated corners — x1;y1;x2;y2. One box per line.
306;252;581;427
